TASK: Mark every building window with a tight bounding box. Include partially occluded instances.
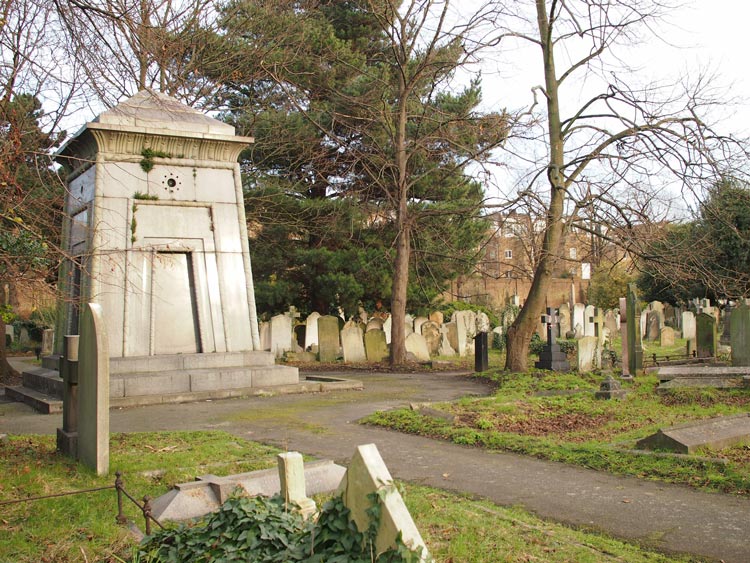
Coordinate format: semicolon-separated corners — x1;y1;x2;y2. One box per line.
504;249;513;259
569;247;577;260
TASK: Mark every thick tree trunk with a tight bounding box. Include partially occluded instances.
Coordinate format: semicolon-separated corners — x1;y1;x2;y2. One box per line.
505;0;567;373
0;316;20;384
389;222;410;366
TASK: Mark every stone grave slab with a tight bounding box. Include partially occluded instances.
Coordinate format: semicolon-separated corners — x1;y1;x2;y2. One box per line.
337;444;430;561
317;315;340;362
636;414;750;454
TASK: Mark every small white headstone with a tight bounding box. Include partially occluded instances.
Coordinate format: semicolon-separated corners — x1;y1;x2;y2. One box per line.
405;332;430;361
278;452;316;519
341;326;367;363
305;312;321;350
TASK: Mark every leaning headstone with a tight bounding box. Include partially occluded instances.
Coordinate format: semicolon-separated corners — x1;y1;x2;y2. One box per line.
626;283;643;375
413;316;428;336
558;303;571;338
731;303;750;367
659;326;676;347
445;322;459;353
421;321;441;356
429;311;444;325
304;312;321;350
681;311;696;341
341;326;366;363
364;330;388;363
77;303;110;476
646;310;661;341
696;312;717;359
438;325;456;356
270;314;294;358
583;305;596;337
277;452;317;520
337;444;430;561
577;335;598;372
317;315;340;362
405;333;430;362
573;304;585;337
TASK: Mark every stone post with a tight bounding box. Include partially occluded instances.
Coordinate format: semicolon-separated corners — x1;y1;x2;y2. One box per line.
277;452;316;519
56;335;80;459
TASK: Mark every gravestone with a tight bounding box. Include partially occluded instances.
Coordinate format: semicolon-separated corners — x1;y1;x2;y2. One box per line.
682;311;696;341
640;310;648;341
696;312;717;359
366;318;384;332
405;333;430;362
620;297;630;377
445;322;459;353
4;324;12;344
429;311;444;325
77;303;110;476
603;310;618;336
383;315;392;345
439;325;456;356
270;314;294;358
413;316;428;336
646;310;661;341
573;304;585;337
364;330;388;363
626;283;643;375
404;314;414;336
41;329;54;357
636;414;750;454
664;304;676;327
259;321;271;351
721;304;733;346
730;303;750;366
277;452;316;519
660;326;676;347
341;326;366;363
357;306;368;325
337;444;430;561
595;375;627;400
421;321;441;356
534;308;570;372
584;305;596;337
317;316;340;362
305;312;321;350
453;310;477;357
577;336;598;372
558;303;571;338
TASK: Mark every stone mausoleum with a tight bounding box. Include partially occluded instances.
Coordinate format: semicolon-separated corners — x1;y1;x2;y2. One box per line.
47;90;297;403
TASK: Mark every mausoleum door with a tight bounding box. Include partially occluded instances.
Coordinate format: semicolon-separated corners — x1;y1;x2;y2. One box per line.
152;252;201;354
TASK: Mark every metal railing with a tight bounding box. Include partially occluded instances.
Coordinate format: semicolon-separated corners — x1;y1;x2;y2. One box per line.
0;471;163;536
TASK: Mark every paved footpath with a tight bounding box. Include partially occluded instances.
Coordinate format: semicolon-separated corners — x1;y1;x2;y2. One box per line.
2;362;749;562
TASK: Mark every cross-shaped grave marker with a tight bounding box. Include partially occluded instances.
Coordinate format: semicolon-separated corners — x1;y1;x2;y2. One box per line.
535;307;570;372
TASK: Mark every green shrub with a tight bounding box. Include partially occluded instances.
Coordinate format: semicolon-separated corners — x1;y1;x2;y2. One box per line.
439;301;499;327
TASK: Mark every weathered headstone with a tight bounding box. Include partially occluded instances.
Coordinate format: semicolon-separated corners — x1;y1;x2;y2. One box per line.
413;316;428;336
337;444;430;561
317;315;340;362
341;326;366;363
439;325;457;356
573;304;585;337
429;311;444;325
664;303;676;327
646;310;661;341
270;314;294;358
721;304;733;346
603;310;618;336
404;314;415;336
278;452;317;519
421;321;441;356
595;375;627;400
731;303;750;366
364;330;388;363
453;310;477;357
405;333;430;362
41;329;54;357
445;322;459;353
366;318;384;332
383;315;392;345
640;310;648;341
659;326;676;347
696;312;717;359
259;321;271;351
558;303;571;338
681;311;696;341
77;303;110;476
626;283;643;374
636;414;750;454
584;305;596;337
305;312;321;350
577;335;598;372
620;297;630;377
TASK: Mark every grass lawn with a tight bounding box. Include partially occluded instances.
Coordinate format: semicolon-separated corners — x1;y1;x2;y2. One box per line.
364;363;750;494
0;431;702;562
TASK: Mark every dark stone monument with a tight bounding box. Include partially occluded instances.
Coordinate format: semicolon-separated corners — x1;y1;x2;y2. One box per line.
474;332;489;372
696;312;717;359
534;308;570;371
626;283;643;375
595;375;627;400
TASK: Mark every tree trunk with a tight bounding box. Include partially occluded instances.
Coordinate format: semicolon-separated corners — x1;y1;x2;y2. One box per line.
505;0;567;372
0;316;20;384
389;221;410;366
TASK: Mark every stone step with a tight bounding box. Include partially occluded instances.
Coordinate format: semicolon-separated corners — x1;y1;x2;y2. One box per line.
111;364;299;399
110;351;275;375
22;367;64;398
4;386;63;414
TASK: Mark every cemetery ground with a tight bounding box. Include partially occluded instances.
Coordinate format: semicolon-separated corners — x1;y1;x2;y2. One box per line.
0;431;694;563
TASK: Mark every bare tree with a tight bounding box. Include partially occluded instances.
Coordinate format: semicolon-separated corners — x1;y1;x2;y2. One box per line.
486;0;739;371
